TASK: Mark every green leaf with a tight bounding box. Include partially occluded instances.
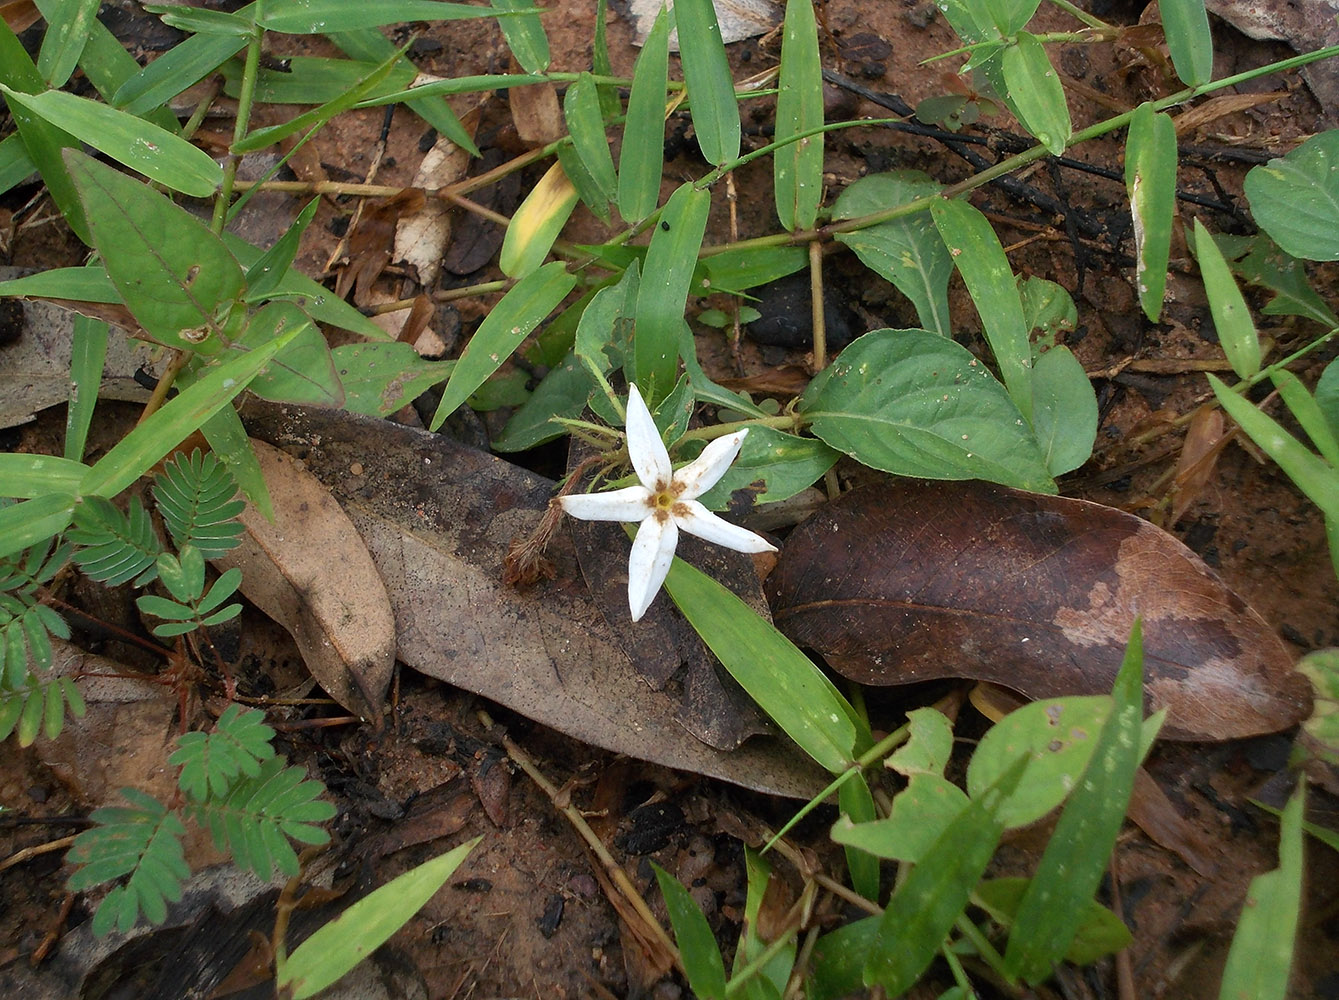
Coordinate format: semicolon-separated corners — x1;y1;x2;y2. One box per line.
833;172;951;337
152;449;246;558
112;23;248;114
500;162;579;278
80;333;297;499
234;302;344;407
170;704;275;801
931;197;1033;420
889;707;955;777
64;150;243;351
231;56;413;105
1004;623;1154;982
1244;129;1339;262
258;0;520;33
0;133;37;195
430;262;576;428
774;0;823;231
808;916;879;1000
1215;232;1339;328
653;863;728;1000
1000;33;1070;154
0;454;89;499
799;329;1055;493
1194;219;1260;379
1210;374;1339;523
617;4;670;223
1296;648;1339;765
145;3;257;35
66;315;108;463
838;773;880;901
1031;345;1097;475
491;353;593;451
1124;103;1178;322
245;198;320;301
492;0;549;72
1161;0;1214;87
634;182;711;403
975;878;1132;965
1218;784;1303;1000
982;0;1041;34
280;837;481;999
0;495;79;564
68;495;162;586
830;773;969;863
692;427;839;513
1273;369;1339;468
674;0;739;166
1020;275;1076;345
36;0;102;88
733;848;794;1000
331;342;454;417
201;406;273;520
664;556;864;774
562;73;616;210
863;757;1028;993
0;264;119;302
0;86;222;197
697;246;807;296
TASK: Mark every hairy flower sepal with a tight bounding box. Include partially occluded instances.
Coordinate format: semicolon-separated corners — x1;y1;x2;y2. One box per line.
559;385;776;621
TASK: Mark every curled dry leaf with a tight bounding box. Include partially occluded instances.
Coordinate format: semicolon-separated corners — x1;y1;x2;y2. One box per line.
239;401;826;799
393;110;478;288
1170;407;1229;524
212;439;396;724
769;480;1310;740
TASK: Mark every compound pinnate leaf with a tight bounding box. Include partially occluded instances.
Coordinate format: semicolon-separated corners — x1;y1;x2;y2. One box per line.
153;449;246;558
769;480;1311;740
171;704;276;801
68;495;162;586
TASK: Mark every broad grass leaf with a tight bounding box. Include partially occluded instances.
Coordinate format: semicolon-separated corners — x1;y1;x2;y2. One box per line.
733;849;794;1000
774;0;822;231
769;479;1311;740
232;56;413;105
838;773;879;901
1194;219;1260;379
65;150;242;350
653;863;728;1000
561;73;616;213
499;161;578;277
0;495;79;563
35;0;100;88
976;878;1132;965
0;454;88;498
430;261;576;427
79;332;295;499
280;838;481;999
0;264;118;301
0;133;36;195
863;757;1028;993
66;315;108;462
664;556;863;774
1210;374;1339;524
833;172;950;336
1124;103;1177;322
244;198;320;301
1217;785;1303;1000
674;0;739;165
1273;370;1339;468
618;3;670;223
257;0;513;33
112;26;247;115
931;198;1034;420
798;329;1054;492
492;0;549;72
144;3;255;35
634;182;711;403
1030;345;1097;475
697;245;807;295
1000;32;1070;154
1160;0;1213;86
692;426;839;513
1004;625;1154;981
0;89;223;195
1244;129;1339;261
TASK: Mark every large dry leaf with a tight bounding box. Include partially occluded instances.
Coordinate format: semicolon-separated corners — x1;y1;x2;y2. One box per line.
213;439;396;723
769;480;1310;740
239;401;826;799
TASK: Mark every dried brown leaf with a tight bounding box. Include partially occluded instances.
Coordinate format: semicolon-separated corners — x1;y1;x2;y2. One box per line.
769;480;1310;740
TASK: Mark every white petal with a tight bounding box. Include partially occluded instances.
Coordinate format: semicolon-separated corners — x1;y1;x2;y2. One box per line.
624;383;673;489
674;429;748;500
675;500;776;553
627;515;678;621
558;485;652;522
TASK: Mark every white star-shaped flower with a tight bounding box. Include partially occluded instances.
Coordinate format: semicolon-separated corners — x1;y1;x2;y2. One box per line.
558;384;777;621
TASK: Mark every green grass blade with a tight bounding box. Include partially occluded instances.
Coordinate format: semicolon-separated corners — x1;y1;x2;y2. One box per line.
1218;784;1304;1000
430;262;576;427
65;315;108;462
36;0;101;88
0;495;78;563
674;0;739;166
0;455;89;498
563;73;617;204
80;336;295;499
838;773;880;901
931;197;1033;422
633;181;710;402
1004;622;1153;983
1194;219;1260;379
259;0;520;33
664;556;863;774
774;0;822;232
112;30;249;115
1273;369;1339;468
1161;0;1213;86
200;407;273;519
617;4;669;223
0;86;221;197
1124;102;1177;322
492;0;549;72
1210;375;1339;523
280;838;481;999
653;863;728;1000
1001;32;1070;155
0;133;36;195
